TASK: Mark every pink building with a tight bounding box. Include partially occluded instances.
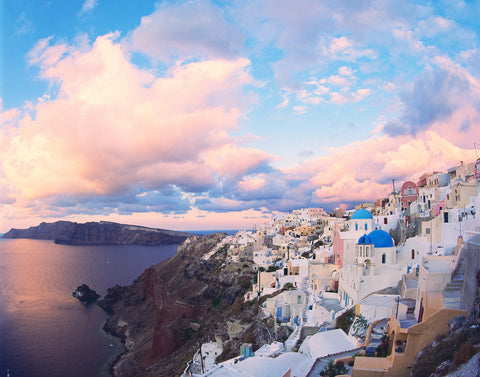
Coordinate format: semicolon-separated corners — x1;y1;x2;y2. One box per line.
308;207;327;218
333;222;344;268
400;181;419;211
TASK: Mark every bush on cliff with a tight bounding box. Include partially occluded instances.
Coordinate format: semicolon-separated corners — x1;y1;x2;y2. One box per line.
335;308;355;333
238;276;252;289
411;326;480;377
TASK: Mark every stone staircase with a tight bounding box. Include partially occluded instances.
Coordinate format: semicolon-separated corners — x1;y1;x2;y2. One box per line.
300;277;310;325
442;256;466;310
284;324;301;351
285;277;311;352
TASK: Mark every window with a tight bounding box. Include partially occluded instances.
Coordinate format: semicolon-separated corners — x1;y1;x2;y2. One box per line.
384;218;388;224
411;249;415;260
426;228;431;234
365;223;368;230
297;295;302;304
382;254;386;264
355;223;358;231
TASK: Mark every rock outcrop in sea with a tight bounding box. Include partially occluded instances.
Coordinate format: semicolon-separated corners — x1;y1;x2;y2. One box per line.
72;284;101;303
2;221;195;246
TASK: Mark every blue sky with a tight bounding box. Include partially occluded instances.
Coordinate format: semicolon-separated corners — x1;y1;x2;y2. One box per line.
1;0;479;231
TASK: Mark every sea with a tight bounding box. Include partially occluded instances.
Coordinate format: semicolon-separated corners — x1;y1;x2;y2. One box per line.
0;230;238;377
0;239;180;376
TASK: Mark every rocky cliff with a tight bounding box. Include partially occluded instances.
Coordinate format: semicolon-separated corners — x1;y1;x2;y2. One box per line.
98;234;289;377
2;221;195;245
2;221;75;240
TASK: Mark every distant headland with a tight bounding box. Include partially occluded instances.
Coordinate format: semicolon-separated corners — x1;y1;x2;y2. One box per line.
2;220;197;246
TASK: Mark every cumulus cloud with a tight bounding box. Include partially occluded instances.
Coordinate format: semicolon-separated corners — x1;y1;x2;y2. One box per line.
238;0;418;87
281;130;475;207
282;66;371;110
0;33;272;216
2;0;479;230
126;0;244;62
384;58;480;142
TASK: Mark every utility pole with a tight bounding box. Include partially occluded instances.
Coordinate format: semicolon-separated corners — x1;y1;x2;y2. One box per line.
392;179;398;210
257;269;261;298
198;339;204;374
430;218;433;255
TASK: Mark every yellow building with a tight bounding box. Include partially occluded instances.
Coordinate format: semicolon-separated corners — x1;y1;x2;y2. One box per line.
352;307;467;377
352;248;468;376
308;260;337;293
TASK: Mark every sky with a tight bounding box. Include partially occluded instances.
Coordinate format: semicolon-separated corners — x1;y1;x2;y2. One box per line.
1;0;480;232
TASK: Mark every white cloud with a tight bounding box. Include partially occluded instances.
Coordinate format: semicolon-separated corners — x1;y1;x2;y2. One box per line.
1;34;270;206
80;0;98;15
126;0;244;62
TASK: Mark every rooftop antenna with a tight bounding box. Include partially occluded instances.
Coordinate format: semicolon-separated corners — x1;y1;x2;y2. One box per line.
392;179;397;208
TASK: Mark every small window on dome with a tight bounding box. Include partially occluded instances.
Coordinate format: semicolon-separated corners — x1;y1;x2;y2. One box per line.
382;254;386;264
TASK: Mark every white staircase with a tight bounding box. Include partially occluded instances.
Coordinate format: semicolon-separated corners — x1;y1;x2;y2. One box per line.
442;257;466;310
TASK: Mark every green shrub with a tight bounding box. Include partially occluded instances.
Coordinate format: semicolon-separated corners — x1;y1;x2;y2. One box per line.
212;294;222;307
320;360;347;377
335;308;355;333
351;314;369;340
230;297;244;314
239;276;252;289
375;335;390;357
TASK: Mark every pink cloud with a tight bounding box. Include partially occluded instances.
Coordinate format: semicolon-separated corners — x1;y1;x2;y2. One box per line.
203;144;272;178
0;34;270;203
238;174;266;191
285;130;475;205
126;0;244;62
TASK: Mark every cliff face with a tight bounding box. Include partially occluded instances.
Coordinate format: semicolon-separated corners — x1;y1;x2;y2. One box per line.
2;221;75;240
98;234;286;377
3;221;195;246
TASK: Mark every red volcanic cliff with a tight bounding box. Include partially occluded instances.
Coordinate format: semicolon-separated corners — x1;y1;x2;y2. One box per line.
98;234;281;377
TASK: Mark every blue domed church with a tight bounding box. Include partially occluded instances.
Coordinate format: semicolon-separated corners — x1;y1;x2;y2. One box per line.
338;227;405;307
355;229;396;276
334;209;376;268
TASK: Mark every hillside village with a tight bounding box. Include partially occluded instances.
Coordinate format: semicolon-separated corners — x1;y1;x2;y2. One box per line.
182;159;480;377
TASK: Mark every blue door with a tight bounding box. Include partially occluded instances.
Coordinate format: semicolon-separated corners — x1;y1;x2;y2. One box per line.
276;307;282;318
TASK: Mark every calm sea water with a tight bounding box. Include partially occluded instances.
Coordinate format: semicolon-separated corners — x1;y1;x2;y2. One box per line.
0;238;178;377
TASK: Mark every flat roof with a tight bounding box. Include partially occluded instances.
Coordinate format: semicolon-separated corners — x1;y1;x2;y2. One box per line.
208;352;313;377
321;298;343;312
404;278;418;289
301;329;357;359
422;258;452;273
360;294;398;308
